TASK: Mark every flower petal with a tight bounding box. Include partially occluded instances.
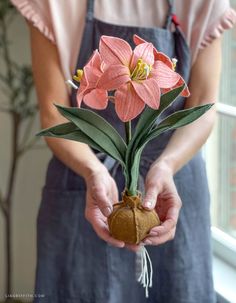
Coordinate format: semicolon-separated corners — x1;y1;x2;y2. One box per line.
161;79;190;98
114;83;145;122
176;77;190;97
133;34;146;46
76;91;84;107
181;87;190;97
76;77;89;107
152;61;180;88
83;66;101;88
83;89;108;109
81;51;103;90
132;78;161;109
97;64;130;90
99;36;132;66
133;35;173;69
155;52;173;69
87;50;102;69
130;42;154;70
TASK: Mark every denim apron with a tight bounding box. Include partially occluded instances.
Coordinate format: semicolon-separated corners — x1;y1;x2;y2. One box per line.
34;0;216;302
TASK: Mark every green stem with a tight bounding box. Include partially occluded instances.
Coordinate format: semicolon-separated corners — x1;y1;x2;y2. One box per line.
124;121;138;196
126;188;137;196
124;121;132;144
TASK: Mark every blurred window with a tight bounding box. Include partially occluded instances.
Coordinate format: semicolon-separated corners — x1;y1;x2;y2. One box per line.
206;0;236;267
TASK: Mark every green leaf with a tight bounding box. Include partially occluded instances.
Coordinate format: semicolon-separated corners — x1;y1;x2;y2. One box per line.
55;105;127;153
55;105;127;165
37;122;130;184
128;148;143;195
127;103;213;194
143;103;213;145
36;122;77;137
36;122;108;154
125;85;185;189
126;85;185;162
133;85;185;141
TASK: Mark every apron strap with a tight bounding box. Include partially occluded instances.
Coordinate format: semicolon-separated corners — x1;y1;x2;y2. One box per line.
86;0;94;21
164;0;175;29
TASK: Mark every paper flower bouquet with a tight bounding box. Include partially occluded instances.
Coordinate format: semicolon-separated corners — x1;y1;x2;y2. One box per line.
37;35;212;245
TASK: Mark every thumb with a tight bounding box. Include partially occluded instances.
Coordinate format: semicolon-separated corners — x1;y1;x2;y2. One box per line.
92;186;113;217
143;186;159;210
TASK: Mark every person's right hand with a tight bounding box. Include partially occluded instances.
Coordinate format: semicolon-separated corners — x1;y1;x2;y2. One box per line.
84;164;125;248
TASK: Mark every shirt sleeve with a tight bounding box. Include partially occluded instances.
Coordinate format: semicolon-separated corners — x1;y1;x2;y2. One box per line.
193;0;236;64
199;5;236;49
10;0;55;43
10;0;87;81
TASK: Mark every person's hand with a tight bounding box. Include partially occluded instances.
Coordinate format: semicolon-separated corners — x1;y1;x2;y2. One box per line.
84;164;125;248
142;160;182;245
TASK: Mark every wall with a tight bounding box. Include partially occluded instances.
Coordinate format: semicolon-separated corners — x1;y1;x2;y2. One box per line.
0;14;51;300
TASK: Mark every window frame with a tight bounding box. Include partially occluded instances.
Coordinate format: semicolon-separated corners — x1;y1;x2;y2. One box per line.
212;226;236;269
210;103;236;269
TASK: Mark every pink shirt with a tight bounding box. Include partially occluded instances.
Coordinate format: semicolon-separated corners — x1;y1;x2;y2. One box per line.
11;0;236;81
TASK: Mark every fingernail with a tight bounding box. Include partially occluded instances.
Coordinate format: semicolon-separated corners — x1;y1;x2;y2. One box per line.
144;201;153;209
103;206;112;217
143;239;152;245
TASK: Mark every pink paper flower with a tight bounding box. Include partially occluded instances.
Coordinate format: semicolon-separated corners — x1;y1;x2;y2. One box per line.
97;36;181;121
75;50;108;109
133;34;190;97
161;77;190;97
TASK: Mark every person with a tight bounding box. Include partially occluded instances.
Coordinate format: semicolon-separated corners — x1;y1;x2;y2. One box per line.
11;0;236;302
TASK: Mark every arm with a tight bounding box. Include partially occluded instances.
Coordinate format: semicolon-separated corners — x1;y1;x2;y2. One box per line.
142;37;222;245
29;24;125;248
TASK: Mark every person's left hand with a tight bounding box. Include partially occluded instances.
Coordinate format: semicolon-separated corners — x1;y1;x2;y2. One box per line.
141;160;182;246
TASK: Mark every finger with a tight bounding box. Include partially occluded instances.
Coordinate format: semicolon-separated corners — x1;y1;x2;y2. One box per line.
92;185;113;217
148;217;177;237
143;186;159;210
149;198;181;236
110;180;119;204
146;226;176;240
143;228;176;245
91;216;125;248
162;201;181;229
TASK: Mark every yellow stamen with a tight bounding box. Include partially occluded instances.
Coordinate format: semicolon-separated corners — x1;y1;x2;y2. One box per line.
73;69;84;82
172;58;178;71
131;58;152;81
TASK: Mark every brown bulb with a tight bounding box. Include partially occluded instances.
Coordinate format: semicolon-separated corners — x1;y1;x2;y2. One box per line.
108;191;160;244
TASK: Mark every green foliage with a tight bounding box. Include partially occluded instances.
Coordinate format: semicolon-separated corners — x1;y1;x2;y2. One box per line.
37;122;110;156
37;85;213;196
9;65;36;118
0;2;36;123
131;85;185;144
38;106;127;167
0;0;15;20
127;103;213;194
125;85;185;192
